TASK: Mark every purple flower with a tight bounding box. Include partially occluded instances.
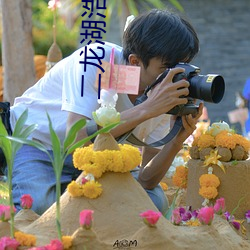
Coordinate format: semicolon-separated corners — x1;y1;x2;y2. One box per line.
245;210;250;223
231;220;241;230
192;210;198;218
224;211;234;221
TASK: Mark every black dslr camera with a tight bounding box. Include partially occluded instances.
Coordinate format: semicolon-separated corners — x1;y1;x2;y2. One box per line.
134;63;225;116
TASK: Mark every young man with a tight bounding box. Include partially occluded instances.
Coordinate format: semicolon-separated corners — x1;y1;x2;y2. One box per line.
8;9;202;215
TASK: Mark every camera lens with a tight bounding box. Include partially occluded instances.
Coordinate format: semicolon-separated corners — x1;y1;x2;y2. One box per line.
189;74;225;103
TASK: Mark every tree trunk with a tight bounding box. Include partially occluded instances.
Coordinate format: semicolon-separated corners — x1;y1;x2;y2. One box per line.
1;0;35;104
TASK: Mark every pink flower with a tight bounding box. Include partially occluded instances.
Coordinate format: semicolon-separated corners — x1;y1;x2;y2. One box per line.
197;207;214;225
139;210;162;227
171;208;182;225
47;239;64;250
0;236;19;249
213;197;225;215
20;194;33;209
48;0;61;11
28;247;47;250
0;205;16;221
79;210;94;229
81;177;88;185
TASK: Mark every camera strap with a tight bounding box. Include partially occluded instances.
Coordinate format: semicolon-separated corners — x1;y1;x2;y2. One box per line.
116;116;183;147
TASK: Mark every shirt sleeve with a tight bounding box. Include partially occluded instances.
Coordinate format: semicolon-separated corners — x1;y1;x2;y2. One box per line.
242;78;250;100
61;45;104;118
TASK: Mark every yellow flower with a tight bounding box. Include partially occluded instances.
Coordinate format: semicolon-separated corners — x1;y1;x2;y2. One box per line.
82;180;102;199
73;146;94;168
185;218;201;226
73;144;142;176
204;149;225;173
191;136;199;147
62;235;73;249
67;181;84;197
172;166;188;189
197;134;215;149
14;231;36;247
118;144;142;172
160;182;168;191
199;174;220;188
82;163;105;178
199;186;218;199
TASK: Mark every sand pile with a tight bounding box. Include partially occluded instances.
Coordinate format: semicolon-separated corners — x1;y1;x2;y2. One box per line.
8;171;250;250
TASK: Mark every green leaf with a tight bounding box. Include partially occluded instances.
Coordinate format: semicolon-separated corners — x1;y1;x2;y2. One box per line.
66;122;121;155
169;0;184;12
143;0;165;9
63;118;86;151
126;0;139;16
11;124;38;155
47;114;62;174
230;196;245;219
12;109;28;137
6;136;52;161
0;119;12;163
165;188;180;220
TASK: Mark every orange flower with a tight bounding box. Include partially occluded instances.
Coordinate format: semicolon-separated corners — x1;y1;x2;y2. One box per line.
233;134;250;151
172;166;188;189
199;186;218;199
62;236;73;249
215;131;237;149
197;134;215;149
14;231;36;247
199;174;220;188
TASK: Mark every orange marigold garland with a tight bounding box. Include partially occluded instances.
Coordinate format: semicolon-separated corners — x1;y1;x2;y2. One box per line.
190;121;250;161
197;134;215;149
199;167;220;206
172;165;188;189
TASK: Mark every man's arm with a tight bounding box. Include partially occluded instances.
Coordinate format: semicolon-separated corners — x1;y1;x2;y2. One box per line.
66;67;192;142
138;103;203;189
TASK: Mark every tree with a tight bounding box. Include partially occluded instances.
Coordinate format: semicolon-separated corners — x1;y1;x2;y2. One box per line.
1;0;35;104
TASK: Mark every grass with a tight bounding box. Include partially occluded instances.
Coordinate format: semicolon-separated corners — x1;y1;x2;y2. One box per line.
0;180;9;205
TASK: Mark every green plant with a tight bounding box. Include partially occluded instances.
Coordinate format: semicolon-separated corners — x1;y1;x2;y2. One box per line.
0;181;9;205
32;1;78;57
8;113;120;240
0;109;38;238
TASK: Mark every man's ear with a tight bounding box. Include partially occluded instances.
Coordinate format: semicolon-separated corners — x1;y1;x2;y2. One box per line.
128;54;141;66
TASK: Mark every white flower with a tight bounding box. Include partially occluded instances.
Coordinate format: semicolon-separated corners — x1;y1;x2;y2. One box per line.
93;89;120;127
124;15;135;31
206;121;232;136
93;107;120;127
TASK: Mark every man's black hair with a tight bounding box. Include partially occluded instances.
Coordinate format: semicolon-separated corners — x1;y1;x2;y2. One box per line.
122;9;199;68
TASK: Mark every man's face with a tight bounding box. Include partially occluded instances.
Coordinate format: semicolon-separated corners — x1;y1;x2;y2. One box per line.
139;57;167;92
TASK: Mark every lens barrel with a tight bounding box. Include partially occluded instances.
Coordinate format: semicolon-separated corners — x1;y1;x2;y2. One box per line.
188;74;225;103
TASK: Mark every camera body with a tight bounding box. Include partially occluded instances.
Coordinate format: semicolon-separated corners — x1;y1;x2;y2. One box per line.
135;63;225;116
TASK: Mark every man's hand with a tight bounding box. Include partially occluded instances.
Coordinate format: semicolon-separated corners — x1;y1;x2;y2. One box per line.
171;102;204;145
141;67;190;119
